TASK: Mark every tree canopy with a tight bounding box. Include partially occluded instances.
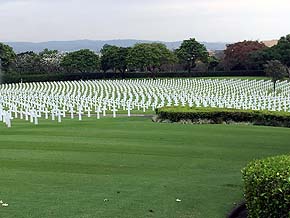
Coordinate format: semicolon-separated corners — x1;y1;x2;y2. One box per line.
224;40;266;71
269;35;290;75
1;34;290;82
100;45;130;76
39;48;59;57
175;38;209;73
100;45;119;73
61;49;100;73
264;60;287;92
248;35;290;76
115;47;130;76
0;42;16;72
14;51;41;74
208;56;220;71
127;43;176;73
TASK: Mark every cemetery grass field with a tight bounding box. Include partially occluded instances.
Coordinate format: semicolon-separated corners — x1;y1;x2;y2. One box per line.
0;117;290;218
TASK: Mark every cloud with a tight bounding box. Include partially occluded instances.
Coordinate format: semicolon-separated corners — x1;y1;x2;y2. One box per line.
0;0;290;42
0;0;31;5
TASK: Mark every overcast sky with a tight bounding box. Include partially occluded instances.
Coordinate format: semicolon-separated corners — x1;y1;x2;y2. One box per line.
0;0;290;42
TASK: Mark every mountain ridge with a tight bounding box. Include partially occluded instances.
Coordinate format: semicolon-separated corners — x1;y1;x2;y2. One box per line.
3;39;228;53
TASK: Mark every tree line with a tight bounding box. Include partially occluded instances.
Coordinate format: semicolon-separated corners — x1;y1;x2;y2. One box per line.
0;35;289;81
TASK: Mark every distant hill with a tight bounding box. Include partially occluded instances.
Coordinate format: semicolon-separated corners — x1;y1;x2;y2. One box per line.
3;39;228;53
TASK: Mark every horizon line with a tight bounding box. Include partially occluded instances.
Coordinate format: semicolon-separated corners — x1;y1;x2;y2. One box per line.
2;38;236;44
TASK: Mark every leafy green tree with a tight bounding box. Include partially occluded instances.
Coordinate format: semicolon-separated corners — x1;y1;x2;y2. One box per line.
115;47;130;78
0;42;16;72
153;43;177;68
269;35;290;77
61;49;100;75
127;43;176;77
100;45;130;78
249;48;272;70
39;48;58;57
250;35;290;77
264;60;287;92
127;43;153;72
175;38;209;73
208;56;219;71
100;44;119;73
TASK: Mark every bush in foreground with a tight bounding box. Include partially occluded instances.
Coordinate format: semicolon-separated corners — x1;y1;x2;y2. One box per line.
242;155;290;218
155;107;290;127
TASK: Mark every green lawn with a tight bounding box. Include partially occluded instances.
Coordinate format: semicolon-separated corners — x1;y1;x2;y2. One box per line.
0;117;289;218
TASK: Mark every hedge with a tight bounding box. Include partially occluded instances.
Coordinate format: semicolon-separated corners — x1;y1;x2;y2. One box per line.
155;107;290;127
242;155;290;218
1;70;265;83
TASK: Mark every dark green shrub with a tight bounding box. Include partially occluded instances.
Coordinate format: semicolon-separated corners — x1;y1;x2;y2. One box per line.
2;70;265;83
155;107;290;128
242;155;290;218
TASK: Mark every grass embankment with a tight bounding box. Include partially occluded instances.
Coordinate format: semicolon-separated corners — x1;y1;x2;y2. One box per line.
0;117;289;218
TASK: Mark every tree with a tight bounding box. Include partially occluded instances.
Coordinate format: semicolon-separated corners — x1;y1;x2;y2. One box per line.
39;48;58;57
249;35;290;77
264;60;287;93
100;44;119;73
115;47;130;78
39;49;64;73
14;51;42;74
175;38;208;74
224;41;266;71
14;50;65;75
249;48;272;71
269;35;290;77
127;43;176;77
100;45;130;77
61;49;100;75
0;42;16;72
208;56;220;71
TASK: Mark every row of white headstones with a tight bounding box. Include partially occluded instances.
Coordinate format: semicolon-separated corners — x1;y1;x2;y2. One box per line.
1;78;290;128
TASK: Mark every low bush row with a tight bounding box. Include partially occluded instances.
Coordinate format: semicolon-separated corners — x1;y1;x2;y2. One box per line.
155;107;290;127
242;155;290;218
1;70;265;83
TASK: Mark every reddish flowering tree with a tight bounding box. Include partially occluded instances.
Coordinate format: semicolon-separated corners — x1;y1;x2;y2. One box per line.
224;41;266;70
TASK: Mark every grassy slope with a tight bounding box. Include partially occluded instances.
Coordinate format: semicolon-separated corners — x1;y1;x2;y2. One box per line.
0;117;289;218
